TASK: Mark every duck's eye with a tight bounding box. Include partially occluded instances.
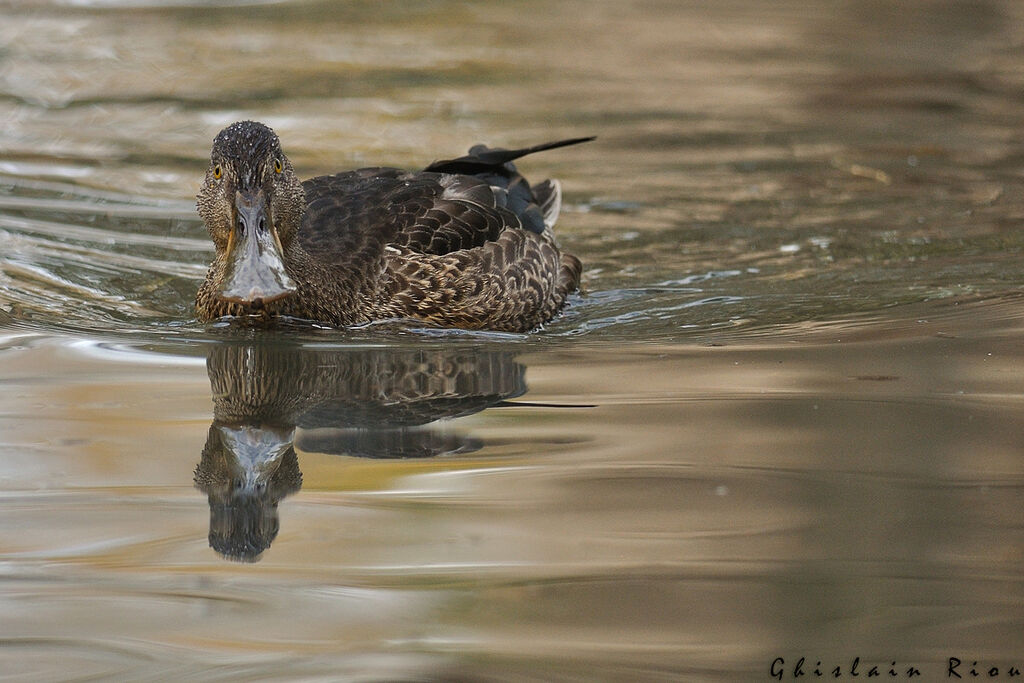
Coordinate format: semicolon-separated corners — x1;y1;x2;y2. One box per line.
273;158;283;174
212;165;222;180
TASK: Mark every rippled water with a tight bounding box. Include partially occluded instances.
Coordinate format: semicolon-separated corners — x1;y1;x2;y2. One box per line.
2;1;1023;680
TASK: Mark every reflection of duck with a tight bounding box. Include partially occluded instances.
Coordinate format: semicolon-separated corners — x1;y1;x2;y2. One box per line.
193;423;301;562
194;342;526;561
195;121;592;332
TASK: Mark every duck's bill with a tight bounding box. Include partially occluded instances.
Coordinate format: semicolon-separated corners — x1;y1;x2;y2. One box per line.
220;190;296;305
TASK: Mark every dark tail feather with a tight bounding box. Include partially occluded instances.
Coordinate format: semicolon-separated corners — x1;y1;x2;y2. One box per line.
492;399;596;409
425;136;595;174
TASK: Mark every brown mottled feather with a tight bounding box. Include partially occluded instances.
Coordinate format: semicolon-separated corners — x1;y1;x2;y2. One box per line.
195;122;590;332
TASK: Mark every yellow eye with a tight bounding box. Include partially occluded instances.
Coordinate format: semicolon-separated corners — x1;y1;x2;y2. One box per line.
212;165;222;179
274;158;283;174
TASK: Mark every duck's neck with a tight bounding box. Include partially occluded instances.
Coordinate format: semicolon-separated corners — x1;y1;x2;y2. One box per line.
281;238;375;326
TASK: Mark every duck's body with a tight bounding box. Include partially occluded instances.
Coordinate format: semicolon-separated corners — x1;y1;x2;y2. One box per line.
195;121;589;332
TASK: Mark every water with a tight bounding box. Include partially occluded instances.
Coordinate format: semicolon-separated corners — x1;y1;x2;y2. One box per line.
1;0;1023;679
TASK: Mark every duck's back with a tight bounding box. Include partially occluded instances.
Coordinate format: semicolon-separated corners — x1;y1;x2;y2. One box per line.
297;141;586;332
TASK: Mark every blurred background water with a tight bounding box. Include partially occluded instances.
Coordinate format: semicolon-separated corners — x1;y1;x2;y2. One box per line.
1;0;1023;680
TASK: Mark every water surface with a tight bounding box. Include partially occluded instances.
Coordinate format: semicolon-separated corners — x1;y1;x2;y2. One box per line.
1;0;1023;680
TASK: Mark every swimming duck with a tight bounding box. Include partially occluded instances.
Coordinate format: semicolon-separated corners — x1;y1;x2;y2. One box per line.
195;121;591;332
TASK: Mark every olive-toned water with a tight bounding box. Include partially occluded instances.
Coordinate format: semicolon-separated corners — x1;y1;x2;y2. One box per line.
2;1;1023;680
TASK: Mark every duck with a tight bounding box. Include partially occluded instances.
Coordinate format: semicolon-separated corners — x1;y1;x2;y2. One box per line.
195;121;592;332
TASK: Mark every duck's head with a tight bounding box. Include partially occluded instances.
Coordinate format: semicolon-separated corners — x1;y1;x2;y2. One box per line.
197;121;306;307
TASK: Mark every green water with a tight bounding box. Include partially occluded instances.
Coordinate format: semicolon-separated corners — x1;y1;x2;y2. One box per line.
1;0;1023;680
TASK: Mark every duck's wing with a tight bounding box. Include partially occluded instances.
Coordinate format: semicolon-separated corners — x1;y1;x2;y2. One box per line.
389;136;594;253
298;167;512;267
418;136;594;241
387;173;524;253
298;167;405;267
298;139;589;331
298;136;594;264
